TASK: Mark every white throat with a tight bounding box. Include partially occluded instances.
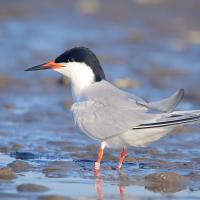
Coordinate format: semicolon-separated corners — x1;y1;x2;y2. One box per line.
54;62;95;100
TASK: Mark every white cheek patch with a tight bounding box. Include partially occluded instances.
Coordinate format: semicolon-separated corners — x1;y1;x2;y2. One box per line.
53;62;95;99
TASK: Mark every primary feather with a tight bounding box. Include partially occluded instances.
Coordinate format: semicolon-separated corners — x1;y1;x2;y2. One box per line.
135;110;200;129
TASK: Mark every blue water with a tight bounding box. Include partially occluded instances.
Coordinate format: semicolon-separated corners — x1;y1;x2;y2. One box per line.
0;0;200;199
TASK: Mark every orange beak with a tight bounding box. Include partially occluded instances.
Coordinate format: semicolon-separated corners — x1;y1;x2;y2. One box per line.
25;61;63;71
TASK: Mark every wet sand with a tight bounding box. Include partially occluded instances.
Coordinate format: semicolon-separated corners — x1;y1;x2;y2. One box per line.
0;0;200;199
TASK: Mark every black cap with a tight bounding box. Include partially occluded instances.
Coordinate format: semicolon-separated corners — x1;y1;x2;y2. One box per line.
55;47;105;82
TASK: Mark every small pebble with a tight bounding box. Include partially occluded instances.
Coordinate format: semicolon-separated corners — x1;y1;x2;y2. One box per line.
135;0;165;5
127;157;137;162
114;78;139;89
17;183;49;192
187;30;200;44
0;168;16;180
42;166;59;175
10;152;38;160
145;172;183;183
76;0;101;15
64;100;72;110
8;160;33;172
39;195;73;200
145;172;185;193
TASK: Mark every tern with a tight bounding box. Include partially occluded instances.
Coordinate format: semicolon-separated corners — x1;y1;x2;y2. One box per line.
26;46;200;170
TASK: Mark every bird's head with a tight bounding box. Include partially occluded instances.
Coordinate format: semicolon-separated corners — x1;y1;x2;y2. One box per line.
26;47;105;98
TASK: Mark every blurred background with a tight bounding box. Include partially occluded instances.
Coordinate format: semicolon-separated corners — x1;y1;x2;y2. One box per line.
0;0;200;199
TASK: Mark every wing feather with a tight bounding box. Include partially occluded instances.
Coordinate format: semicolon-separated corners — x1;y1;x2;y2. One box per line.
72;101;158;140
147;89;184;112
72;80;198;143
134;110;200;129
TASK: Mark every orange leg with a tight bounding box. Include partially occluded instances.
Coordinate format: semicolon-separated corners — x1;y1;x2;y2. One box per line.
117;148;126;170
94;142;106;170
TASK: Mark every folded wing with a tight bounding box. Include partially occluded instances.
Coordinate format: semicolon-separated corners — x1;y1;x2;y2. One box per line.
73;80;192;142
72;101;158;140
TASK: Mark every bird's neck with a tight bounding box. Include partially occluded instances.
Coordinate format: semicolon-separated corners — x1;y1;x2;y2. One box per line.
71;78;93;101
68;63;95;101
54;62;95;101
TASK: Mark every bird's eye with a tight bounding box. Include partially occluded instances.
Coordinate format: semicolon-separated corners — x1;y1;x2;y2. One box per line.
68;57;75;62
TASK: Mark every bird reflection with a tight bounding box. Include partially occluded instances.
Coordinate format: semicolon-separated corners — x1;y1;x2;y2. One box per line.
93;170;185;199
94;170;103;200
118;170;125;200
94;169;125;200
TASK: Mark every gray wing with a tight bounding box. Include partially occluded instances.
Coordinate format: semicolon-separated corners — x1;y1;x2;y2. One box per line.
72;80;159;140
72;81;186;141
85;80;184;112
71;101;158;140
84;80;148;111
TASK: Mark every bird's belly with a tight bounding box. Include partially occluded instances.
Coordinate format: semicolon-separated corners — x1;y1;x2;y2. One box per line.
105;127;174;147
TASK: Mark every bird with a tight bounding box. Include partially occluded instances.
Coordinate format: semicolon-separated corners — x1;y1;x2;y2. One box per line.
25;46;200;171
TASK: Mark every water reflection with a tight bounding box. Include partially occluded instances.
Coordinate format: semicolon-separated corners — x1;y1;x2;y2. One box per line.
94;169;186;200
145;172;186;193
118;171;125;200
94;170;103;200
94;170;125;200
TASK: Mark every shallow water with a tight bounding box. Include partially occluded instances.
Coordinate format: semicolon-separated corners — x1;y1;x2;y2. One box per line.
1;0;200;199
